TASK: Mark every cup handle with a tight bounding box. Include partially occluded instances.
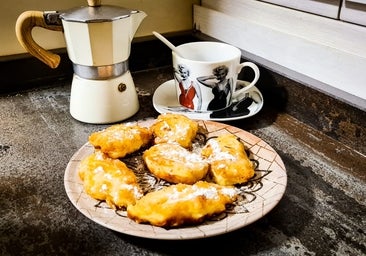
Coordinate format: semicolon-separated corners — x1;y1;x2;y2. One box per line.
232;62;260;100
15;11;63;69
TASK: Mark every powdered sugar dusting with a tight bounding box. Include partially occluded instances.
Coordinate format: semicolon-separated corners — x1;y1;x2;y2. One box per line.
205;139;236;161
94;166;104;173
221;187;239;198
166;183;238;203
159;120;191;144
157;143;207;167
167;186;220;202
111;126;140;140
115;184;143;199
94;151;105;160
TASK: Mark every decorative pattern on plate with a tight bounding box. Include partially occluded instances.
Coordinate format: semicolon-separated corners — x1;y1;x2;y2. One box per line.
64;119;287;240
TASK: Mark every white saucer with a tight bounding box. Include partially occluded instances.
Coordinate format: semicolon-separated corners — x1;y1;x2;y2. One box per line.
152;79;264;121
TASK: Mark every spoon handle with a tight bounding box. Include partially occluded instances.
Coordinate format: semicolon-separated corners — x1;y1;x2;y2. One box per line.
152;31;184;57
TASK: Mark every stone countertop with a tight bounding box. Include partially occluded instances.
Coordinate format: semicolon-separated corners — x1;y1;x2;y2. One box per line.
1;67;365;256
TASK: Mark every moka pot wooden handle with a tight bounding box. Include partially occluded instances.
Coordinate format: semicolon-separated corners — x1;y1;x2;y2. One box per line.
15;10;63;69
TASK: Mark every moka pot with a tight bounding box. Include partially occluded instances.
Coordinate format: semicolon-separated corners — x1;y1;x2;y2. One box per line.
16;0;146;123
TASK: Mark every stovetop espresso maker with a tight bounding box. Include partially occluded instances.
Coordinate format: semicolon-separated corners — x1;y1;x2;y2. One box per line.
16;0;146;123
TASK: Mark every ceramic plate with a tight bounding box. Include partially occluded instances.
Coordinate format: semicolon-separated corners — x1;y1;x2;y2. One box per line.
64;119;286;240
152;79;263;121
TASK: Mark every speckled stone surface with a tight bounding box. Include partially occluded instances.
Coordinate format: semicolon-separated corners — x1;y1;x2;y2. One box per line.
1;67;365;255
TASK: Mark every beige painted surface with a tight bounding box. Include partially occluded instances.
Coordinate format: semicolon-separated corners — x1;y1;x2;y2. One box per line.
1;0;199;56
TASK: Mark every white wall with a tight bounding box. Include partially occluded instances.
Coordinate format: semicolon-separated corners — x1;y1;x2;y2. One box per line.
195;0;366;110
1;0;199;56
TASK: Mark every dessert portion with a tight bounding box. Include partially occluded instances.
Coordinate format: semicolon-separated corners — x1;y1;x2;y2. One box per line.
143;143;209;184
201;134;255;186
150;113;198;148
89;123;152;159
127;181;238;227
77;114;256;228
78;151;143;210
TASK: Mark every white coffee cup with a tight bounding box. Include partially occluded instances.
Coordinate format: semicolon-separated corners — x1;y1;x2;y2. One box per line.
172;41;260;112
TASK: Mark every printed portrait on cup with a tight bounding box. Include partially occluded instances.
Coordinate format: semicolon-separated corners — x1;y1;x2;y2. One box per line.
174;64;202;110
197;65;233;111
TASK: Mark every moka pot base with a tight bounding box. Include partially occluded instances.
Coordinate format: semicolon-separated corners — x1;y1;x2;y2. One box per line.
69;71;139;124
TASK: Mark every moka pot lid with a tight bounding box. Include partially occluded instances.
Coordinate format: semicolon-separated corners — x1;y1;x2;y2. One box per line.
60;5;134;23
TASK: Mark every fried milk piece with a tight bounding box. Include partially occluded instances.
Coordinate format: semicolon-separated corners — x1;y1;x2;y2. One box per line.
150;113;198;148
78;151;143;209
201;134;254;186
127;181;238;227
143;143;209;184
89;123;152;159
